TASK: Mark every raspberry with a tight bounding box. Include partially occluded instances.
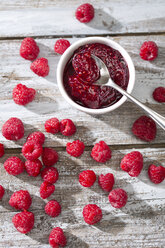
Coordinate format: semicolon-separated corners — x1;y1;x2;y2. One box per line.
132;115;156;142
45;118;60;134
60;119;76;136
140;41;158;61
0;143;5;158
13;84;36;105
72;52;100;84
98;173;115;192
45;200;61;217
40;181;55;199
108;188;128;208
75;3;94;23
42;148;58;167
9;190;32;210
83;204;102;225
41;167;59;184
12;210;34;234
49;227;67;247
148;164;165;184
153;87;165;102
0;185;5;200
79;170;96;187
120;151;143;177
91;141;111;163
4;157;24;176
66;140;85;157
20;37;39;61
54;39;70;55
2;117;24;141
27;131;45;145
25;159;42;177
30;57;49;77
22;141;43;161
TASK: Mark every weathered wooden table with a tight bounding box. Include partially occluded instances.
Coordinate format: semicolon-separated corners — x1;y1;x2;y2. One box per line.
0;1;165;247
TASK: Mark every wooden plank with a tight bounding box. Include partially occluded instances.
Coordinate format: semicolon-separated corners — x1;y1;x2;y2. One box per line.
0;148;165;247
0;35;165;147
0;0;165;37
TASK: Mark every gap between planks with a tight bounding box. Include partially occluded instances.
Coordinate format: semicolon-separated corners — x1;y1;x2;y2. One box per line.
1;31;165;41
4;143;165;154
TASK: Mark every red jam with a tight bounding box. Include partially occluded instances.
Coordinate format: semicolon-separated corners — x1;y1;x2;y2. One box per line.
63;43;129;109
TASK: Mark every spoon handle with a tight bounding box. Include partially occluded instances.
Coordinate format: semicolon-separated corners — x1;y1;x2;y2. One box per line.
110;80;165;130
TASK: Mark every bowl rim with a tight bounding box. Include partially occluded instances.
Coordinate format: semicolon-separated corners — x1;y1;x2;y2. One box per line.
57;37;135;114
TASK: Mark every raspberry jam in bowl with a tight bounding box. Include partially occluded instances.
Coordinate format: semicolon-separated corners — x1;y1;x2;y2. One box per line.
57;37;135;114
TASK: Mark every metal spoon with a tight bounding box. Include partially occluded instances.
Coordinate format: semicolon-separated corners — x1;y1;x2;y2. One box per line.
92;54;165;130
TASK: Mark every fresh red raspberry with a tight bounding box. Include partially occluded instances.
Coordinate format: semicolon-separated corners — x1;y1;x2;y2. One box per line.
27;131;45;145
45;118;60;134
49;227;67;247
2;117;24;141
13;84;36;105
120;151;143;177
40;181;55;199
79;170;96;187
54;39;70;55
140;41;158;61
83;204;102;225
41;167;59;184
98;173;115;192
22;141;43;161
153;87;165;102
20;37;39;61
45;200;61;217
91;141;111;163
60;119;76;136
66;140;85;157
42;148;58;167
9;190;32;210
132;115;156;142
12;210;34;234
108;188;128;208
0;143;5;158
4;157;24;176
75;3;94;23
30;57;49;77
0;185;5;200
148;164;165;184
25;159;42;177
72;52;100;84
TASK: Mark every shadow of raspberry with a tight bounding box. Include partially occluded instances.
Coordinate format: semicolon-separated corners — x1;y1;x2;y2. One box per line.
0;188;16;212
94;209;126;234
86;8;122;33
119;182;165;219
138;157;165;189
26;91;59;115
66;232;89;248
35;42;59;85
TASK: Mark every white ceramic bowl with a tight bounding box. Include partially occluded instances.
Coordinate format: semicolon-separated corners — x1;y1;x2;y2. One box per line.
57;37;135;114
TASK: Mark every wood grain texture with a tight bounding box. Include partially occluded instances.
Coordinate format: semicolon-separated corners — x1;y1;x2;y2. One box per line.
1;1;165;247
0;36;165;148
0;148;165;248
0;0;165;37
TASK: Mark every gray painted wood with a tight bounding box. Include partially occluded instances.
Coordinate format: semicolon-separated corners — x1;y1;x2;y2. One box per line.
0;36;165;148
0;0;165;37
0;1;165;247
0;148;165;247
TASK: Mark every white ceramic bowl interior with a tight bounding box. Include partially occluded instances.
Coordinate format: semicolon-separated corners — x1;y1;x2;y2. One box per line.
57;37;135;114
